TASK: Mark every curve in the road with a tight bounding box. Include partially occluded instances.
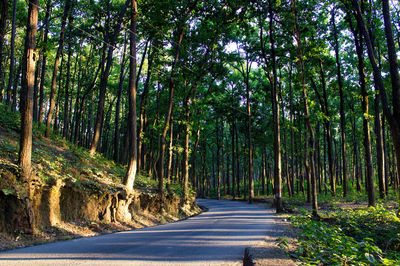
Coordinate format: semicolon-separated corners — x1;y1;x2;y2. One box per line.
0;199;276;265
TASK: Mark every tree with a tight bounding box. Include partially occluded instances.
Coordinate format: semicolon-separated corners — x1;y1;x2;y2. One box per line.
89;0;130;156
0;0;8;101
45;0;72;137
124;0;138;192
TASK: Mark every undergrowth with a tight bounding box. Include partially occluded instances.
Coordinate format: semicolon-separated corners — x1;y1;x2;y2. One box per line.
0;102;188;196
278;204;400;265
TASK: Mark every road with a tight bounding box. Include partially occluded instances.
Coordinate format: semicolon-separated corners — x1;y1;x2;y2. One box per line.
0;199;276;265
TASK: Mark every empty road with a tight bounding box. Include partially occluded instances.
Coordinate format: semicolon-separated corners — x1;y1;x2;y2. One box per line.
0;199;276;265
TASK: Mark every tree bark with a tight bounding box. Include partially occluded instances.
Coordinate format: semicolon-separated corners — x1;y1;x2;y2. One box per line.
157;26;185;199
19;0;38;182
269;0;282;211
6;0;17;108
349;7;376;206
291;0;318;216
38;0;52;125
63;39;73;139
0;0;8;101
332;9;347;197
124;0;138;192
45;0;71;137
137;41;154;170
113;34;128;161
89;0;130;156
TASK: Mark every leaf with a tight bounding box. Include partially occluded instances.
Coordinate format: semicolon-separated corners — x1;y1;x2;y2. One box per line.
365;253;376;264
1;188;15;196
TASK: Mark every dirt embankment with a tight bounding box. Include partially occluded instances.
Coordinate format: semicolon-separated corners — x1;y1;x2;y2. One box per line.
0;176;200;251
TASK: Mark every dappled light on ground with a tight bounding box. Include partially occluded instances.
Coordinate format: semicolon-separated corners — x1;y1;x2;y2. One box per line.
0;199;275;265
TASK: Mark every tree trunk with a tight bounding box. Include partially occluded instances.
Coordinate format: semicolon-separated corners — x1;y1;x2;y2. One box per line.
269;0;282;211
166;116;174;193
6;0;17;108
19;0;38;182
291;0;318;216
89;0;130;156
375;92;386;198
124;0;138;192
318;59;335;195
38;0;52;125
332;9;347;197
349;8;376;206
11;60;21;111
382;0;400;190
113;35;128;161
63;40;73;139
183;97;191;202
45;0;71;137
157;26;185;199
0;0;8;101
231;121;236;199
138;42;155;170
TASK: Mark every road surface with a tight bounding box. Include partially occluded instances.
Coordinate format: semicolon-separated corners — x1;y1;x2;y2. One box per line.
0;199;276;265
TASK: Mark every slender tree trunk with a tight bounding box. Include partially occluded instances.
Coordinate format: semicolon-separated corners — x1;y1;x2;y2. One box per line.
73;59;101;144
235;123;240;198
332;9;348;197
45;0;71;137
182;94;191;202
279;78;292;198
0;0;8;101
352;0;400;201
157;26;185;199
63;40;73;139
246;76;254;203
124;0;138;191
318;59;335;195
375;91;386;198
166;116;174;193
350;10;375;206
231;121;236;199
12;60;21;111
216;118;221;199
382;0;400;190
138;42;155;170
291;0;318;216
90;0;129;156
113;36;128;161
269;0;282;210
6;0;17;109
38;0;52;125
18;0;38;234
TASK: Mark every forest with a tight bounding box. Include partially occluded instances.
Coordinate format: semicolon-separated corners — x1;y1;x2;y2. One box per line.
0;0;400;264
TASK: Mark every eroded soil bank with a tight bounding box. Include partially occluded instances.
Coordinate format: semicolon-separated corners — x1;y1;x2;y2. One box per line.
0;179;200;251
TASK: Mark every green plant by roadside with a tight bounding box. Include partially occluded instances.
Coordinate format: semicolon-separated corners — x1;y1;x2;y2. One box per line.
278;205;400;265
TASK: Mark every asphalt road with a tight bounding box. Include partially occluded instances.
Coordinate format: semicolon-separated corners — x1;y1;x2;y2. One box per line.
0;199;275;265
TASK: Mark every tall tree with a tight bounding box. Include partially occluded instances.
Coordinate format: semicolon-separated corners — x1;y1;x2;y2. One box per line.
89;0;130;156
45;0;72;137
331;8;348;197
0;0;8;101
6;0;18;108
124;0;138;191
291;0;318;217
19;0;38;183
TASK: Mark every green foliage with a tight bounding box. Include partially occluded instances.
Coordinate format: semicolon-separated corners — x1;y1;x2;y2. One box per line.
0;103;20;131
134;171;158;189
282;205;400;265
